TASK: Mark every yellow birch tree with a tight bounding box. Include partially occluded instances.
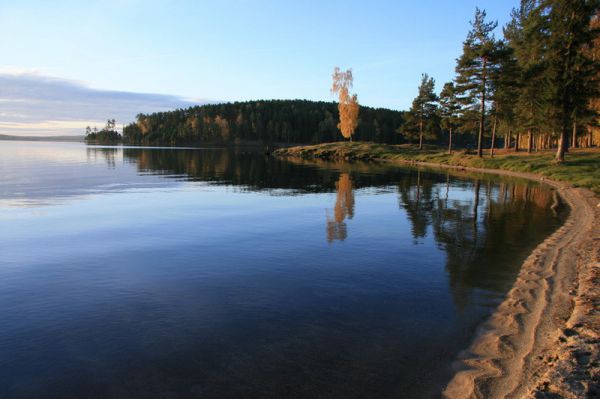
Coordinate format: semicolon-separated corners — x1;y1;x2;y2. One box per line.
331;67;359;141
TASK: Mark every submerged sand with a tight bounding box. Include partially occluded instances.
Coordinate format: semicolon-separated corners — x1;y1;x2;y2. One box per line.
408;164;600;399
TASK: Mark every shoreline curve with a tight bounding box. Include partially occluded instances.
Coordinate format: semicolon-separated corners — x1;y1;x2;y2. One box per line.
277;151;599;398
406;162;598;398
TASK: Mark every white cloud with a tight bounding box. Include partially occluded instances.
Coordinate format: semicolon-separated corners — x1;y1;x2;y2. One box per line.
0;72;205;136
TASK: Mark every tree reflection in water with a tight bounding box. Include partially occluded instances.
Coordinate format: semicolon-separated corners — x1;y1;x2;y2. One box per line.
87;147;118;168
112;147;566;307
395;167;564;311
326;173;355;242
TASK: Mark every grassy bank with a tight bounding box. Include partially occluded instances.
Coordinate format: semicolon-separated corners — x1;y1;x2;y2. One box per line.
274;142;600;195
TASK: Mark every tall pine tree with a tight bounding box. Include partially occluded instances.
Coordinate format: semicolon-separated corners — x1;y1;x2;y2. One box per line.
586;12;600;147
504;1;549;153
492;39;520;151
403;73;439;149
455;8;502;157
545;0;600;161
439;82;461;153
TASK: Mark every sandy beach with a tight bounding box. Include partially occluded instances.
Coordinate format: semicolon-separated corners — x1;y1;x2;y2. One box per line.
430;166;600;398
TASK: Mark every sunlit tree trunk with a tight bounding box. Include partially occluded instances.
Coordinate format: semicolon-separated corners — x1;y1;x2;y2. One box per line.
556;125;569;162
419;112;424;150
527;129;533;153
490;114;497;157
448;127;453;154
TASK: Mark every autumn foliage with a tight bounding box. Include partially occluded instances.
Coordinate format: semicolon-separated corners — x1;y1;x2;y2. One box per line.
331;67;360;141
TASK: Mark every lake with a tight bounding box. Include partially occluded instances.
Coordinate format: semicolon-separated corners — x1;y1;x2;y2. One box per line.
0;141;566;398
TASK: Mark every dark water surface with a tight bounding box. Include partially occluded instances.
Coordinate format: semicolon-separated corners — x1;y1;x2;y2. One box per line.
0;141;566;398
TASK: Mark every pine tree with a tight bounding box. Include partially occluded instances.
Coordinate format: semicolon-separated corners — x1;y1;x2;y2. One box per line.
492;40;520;151
439;82;461;153
586;12;600;147
504;1;549;154
546;0;600;161
405;73;438;149
455;8;502;157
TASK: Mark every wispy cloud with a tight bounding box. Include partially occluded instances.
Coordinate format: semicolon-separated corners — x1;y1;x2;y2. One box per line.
0;72;205;136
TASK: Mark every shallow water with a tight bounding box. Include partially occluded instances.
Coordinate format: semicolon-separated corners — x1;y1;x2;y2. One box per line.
0;141;566;398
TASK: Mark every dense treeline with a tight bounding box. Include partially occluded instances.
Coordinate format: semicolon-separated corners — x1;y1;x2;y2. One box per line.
409;2;599;160
123;100;405;145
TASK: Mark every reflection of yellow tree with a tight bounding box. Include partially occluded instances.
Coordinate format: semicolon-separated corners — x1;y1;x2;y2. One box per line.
326;173;355;242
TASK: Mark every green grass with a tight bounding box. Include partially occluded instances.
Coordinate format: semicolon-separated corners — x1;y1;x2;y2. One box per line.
274;142;600;195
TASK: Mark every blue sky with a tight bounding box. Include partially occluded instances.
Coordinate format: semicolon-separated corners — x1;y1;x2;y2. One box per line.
0;0;518;135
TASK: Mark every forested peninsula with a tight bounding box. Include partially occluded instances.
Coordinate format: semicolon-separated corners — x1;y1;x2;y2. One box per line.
122;100;406;146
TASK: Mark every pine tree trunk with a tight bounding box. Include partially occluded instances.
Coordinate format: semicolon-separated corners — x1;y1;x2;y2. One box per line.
505;129;511;150
556;125;569;162
515;132;520;152
527;129;533;153
419;116;423;150
588;126;593;147
477;64;487;158
571;121;577;148
555;117;570;162
490;115;497;157
448;127;453;154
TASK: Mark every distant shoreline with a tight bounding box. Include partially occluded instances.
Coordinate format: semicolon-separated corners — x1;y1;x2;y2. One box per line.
0;134;85;142
0;136;303;149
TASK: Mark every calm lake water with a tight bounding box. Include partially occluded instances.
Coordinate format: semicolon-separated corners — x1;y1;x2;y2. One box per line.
0;141;566;398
